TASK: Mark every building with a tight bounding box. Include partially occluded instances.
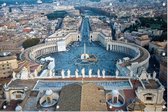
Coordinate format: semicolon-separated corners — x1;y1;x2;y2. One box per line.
149;41;167;56
124;32;151;47
138;28;163;37
0;52;18;78
135;79;165;111
158;44;167;86
90;17;112;37
1;68;165;111
134;35;150;47
45;16;82;43
0;38;25;54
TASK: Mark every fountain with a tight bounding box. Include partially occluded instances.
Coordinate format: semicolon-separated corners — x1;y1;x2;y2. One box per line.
81;43;90;62
80;43;97;63
106;90;125;108
39;89;59;108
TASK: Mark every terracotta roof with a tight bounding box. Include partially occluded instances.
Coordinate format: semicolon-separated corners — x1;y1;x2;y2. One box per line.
56;83;81;111
56;82;107;111
127;98;145;111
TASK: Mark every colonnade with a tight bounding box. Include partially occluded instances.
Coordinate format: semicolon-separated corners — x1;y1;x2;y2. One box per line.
106;43;139;57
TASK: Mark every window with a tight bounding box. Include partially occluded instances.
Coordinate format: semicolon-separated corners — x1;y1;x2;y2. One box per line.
16;94;22;98
146;96;152;101
144;93;154;101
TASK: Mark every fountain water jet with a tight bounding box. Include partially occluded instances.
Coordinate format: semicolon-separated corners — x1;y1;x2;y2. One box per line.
80;43;97;63
81;43;90;62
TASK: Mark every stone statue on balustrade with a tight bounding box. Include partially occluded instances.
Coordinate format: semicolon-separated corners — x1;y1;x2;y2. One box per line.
12;72;16;79
34;70;37;77
67;69;71;78
61;69;65;79
102;69;105;78
89;69;92;78
97;69;100;78
153;71;156;79
148;73;151;79
115;69;119;78
49;70;53;77
75;69;79;78
130;70;133;77
81;68;85;78
118;59;122;64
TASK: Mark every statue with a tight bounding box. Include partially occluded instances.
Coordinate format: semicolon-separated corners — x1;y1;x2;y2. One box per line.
81;68;85;78
61;69;65;79
34;69;38;77
67;69;71;78
130;70;133;77
148;73;151;79
102;69;105;78
97;69;100;78
139;68;148;79
115;69;119;77
75;69;79;78
153;71;156;79
28;72;34;79
20;67;29;80
52;70;55;76
118;59;122;64
16;74;20;79
4;83;7;89
49;70;52;77
12;72;16;79
89;69;92;78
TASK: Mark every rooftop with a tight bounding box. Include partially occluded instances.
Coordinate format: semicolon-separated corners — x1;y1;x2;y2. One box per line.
136;35;150;41
8;79;37;89
57;82;107;111
4;78;157;111
151;41;167;48
141;79;160;89
0;55;17;61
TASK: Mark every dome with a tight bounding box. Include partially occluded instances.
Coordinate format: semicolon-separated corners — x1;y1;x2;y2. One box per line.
15;105;22;111
40;91;59;108
45;89;53;96
111;90;119;96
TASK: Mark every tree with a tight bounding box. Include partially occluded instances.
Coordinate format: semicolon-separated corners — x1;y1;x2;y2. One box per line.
22;38;40;49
